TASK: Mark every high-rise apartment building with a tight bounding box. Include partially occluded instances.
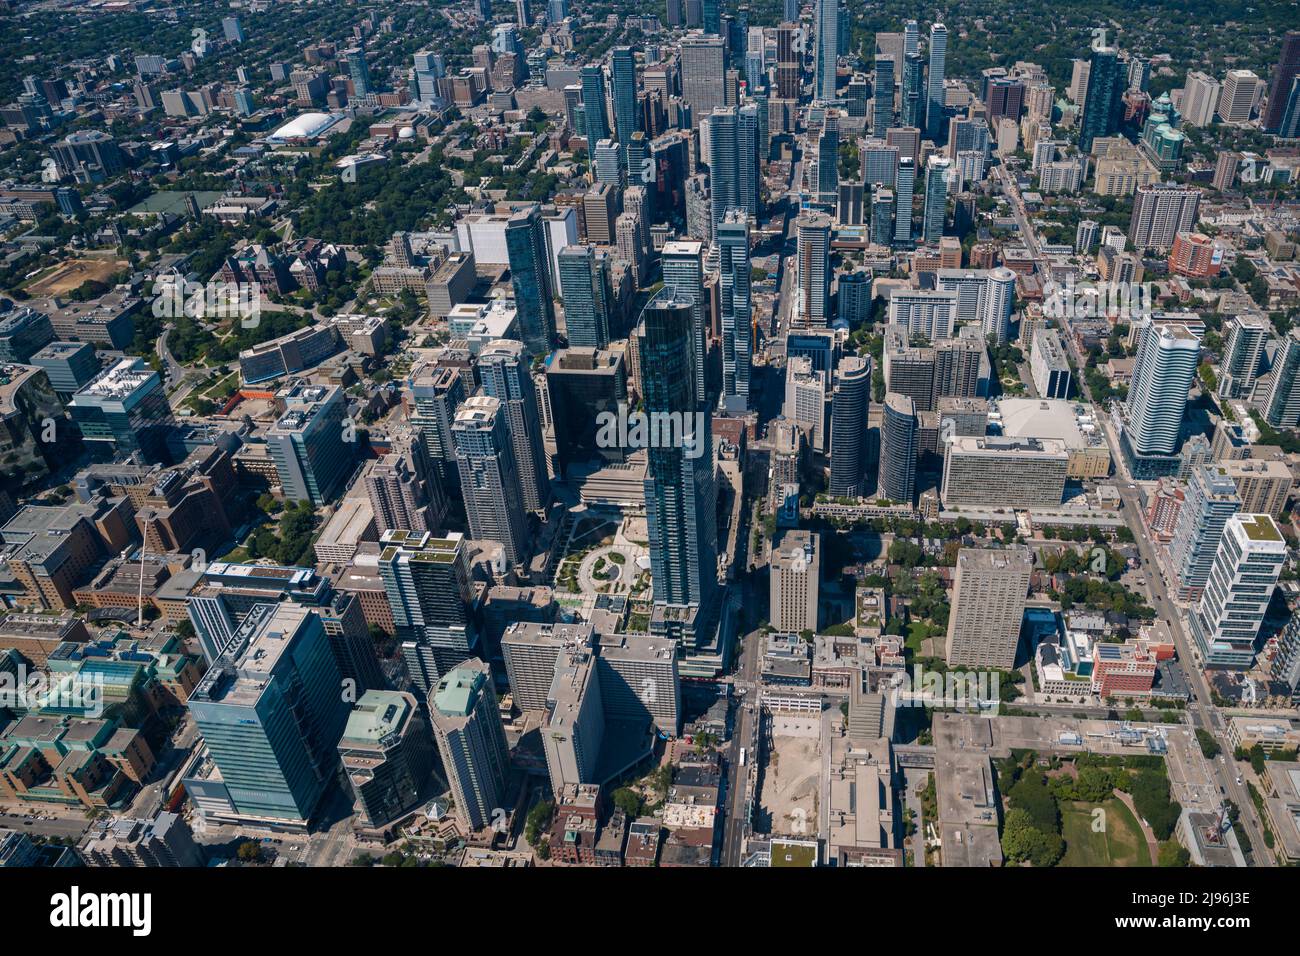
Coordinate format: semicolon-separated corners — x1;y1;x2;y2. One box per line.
1262;328;1300;429
558;244;612;349
1124;321;1199;457
879;392;917;504
1078;44;1122;152
428;659;512;831
770;530;820;633
1264;30;1300;131
815;0;839;102
1170;464;1242;602
945;547;1033;669
377;529;478;694
926;23;948;142
452;396;531;569
639;290;718;652
1128;183;1200;252
828;356;870;497
1218;314;1270;400
1189;514;1286;669
718;210;752;413
505;206;557;355
795;212;832;327
478;339;550;513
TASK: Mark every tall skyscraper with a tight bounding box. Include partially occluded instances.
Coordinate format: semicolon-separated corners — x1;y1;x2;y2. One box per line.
1128;183;1200;252
1263;328;1300;428
873;53;895;133
266;383;353;506
639;291;718;644
894;156;915;245
815;0;839;102
902;51;925;128
581;65;611;145
718;210;752;413
707;104;759;231
346;49;372;98
828;356;870;496
795;212;832;327
926;23;948;142
770;530;820;633
903;20;920;58
1170;464;1241;602
871;187;895;244
661;240;707;405
879;392;917;504
558;244;612;348
338;689;435;830
1218;314;1270;400
945;547;1033;669
611;46;639;164
69;357;175;465
505;206;557;355
922;155;949;242
410;363;465;489
377;529;478;694
478;339;550;513
702;0;721;34
452;396;531;569
1189;514;1286;669
1078;43;1123;153
186;604;348;829
1263;30;1300;131
365;438;444;535
1124;321;1200;457
428;659;512;831
680;33;726;123
816;111;840;205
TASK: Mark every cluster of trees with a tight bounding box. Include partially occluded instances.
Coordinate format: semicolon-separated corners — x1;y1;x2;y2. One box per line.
1041;545;1125;580
245;500;318;566
1051;576;1154;618
292;154;458;246
1000;768;1066;867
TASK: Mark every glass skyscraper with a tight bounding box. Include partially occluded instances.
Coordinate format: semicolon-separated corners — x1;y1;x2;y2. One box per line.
922;155;949;242
815;0;839;102
580;65;610;145
718;211;752;413
639;291;718;631
504;206;556;355
611;46;639;165
186;604;348;829
926;23;948;143
558;244;611;348
1078;44;1123;153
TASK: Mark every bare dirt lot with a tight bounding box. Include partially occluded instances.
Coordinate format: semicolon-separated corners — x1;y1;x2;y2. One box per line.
27;258;127;296
761;716;821;838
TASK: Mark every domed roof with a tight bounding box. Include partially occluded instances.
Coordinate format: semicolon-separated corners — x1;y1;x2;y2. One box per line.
268;112;339;141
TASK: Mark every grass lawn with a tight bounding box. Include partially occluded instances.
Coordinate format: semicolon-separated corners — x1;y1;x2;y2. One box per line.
1060;799;1150;867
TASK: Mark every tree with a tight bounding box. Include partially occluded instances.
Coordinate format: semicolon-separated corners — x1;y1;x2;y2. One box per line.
1195;729;1221;760
1009;773;1060;834
525;799;554;845
611;787;643;818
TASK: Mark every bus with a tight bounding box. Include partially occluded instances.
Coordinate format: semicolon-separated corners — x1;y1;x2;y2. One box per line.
738;747;747;767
